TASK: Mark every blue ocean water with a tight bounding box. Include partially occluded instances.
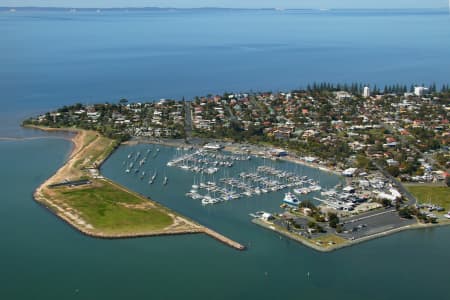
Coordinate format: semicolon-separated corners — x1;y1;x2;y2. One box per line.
1;8;449;136
1;8;450;300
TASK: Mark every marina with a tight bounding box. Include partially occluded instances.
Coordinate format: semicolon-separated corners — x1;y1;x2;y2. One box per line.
115;144;399;218
122;145;170;187
104;142;342;207
184;164;324;206
167;148;250;174
2;6;450;300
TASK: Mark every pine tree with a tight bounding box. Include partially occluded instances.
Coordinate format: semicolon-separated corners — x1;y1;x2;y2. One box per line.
430;82;436;93
343;83;349;91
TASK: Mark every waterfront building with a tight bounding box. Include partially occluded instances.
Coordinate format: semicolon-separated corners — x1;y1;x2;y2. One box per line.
269;149;288;157
261;212;274;221
203;143;224;151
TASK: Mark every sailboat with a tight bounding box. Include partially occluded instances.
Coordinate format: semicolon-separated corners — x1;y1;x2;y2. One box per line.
149;170;157;184
192;174;202;190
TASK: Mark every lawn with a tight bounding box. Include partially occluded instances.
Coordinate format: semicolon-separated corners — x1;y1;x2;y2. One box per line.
73;133;117;170
312;234;348;248
40;128;177;236
406;185;450;210
56;181;173;234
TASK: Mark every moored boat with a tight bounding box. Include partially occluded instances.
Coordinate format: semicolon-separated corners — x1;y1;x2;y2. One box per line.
283;192;300;206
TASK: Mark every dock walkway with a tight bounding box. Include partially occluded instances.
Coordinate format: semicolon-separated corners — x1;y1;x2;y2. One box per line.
203;228;246;250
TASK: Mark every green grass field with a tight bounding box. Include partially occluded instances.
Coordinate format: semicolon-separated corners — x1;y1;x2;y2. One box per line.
312;234;348;248
58;181;173;234
73;133;117;170
39;129;179;235
406;185;450;210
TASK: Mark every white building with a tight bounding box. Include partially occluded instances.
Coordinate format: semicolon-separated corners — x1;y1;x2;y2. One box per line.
342;168;357;177
203;143;223;151
414;86;428;96
335;91;351;101
363;86;370;98
261;212;274;221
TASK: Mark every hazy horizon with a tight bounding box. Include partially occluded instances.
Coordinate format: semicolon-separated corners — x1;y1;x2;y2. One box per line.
0;0;446;9
1;6;448;10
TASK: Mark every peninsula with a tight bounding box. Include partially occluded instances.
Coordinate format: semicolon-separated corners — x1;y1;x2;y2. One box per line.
26;125;245;250
24;82;450;252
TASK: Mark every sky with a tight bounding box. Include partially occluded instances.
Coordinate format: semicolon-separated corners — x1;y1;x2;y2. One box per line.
0;0;446;9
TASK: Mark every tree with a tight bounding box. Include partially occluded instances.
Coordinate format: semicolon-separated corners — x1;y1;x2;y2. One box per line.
307;221;325;233
386;166;400;177
328;212;340;228
398;207;413;219
380;198;392;207
299;200;316;210
356;154;372;170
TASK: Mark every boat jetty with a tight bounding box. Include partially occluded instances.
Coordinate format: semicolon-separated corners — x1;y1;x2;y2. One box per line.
167;148;250;175
185;165;323;206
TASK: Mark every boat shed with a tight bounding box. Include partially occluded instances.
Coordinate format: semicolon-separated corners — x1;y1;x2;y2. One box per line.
269;149;288;157
261;212;274;221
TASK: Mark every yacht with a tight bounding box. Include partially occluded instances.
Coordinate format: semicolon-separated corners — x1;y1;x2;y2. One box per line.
283;192;300;206
309;185;322;191
293;187;310;195
149;171;157;184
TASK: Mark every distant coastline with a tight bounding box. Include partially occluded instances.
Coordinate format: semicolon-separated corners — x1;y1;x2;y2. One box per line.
1;7;447;12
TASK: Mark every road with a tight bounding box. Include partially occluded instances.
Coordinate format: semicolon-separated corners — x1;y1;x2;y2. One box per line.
184;101;193;140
